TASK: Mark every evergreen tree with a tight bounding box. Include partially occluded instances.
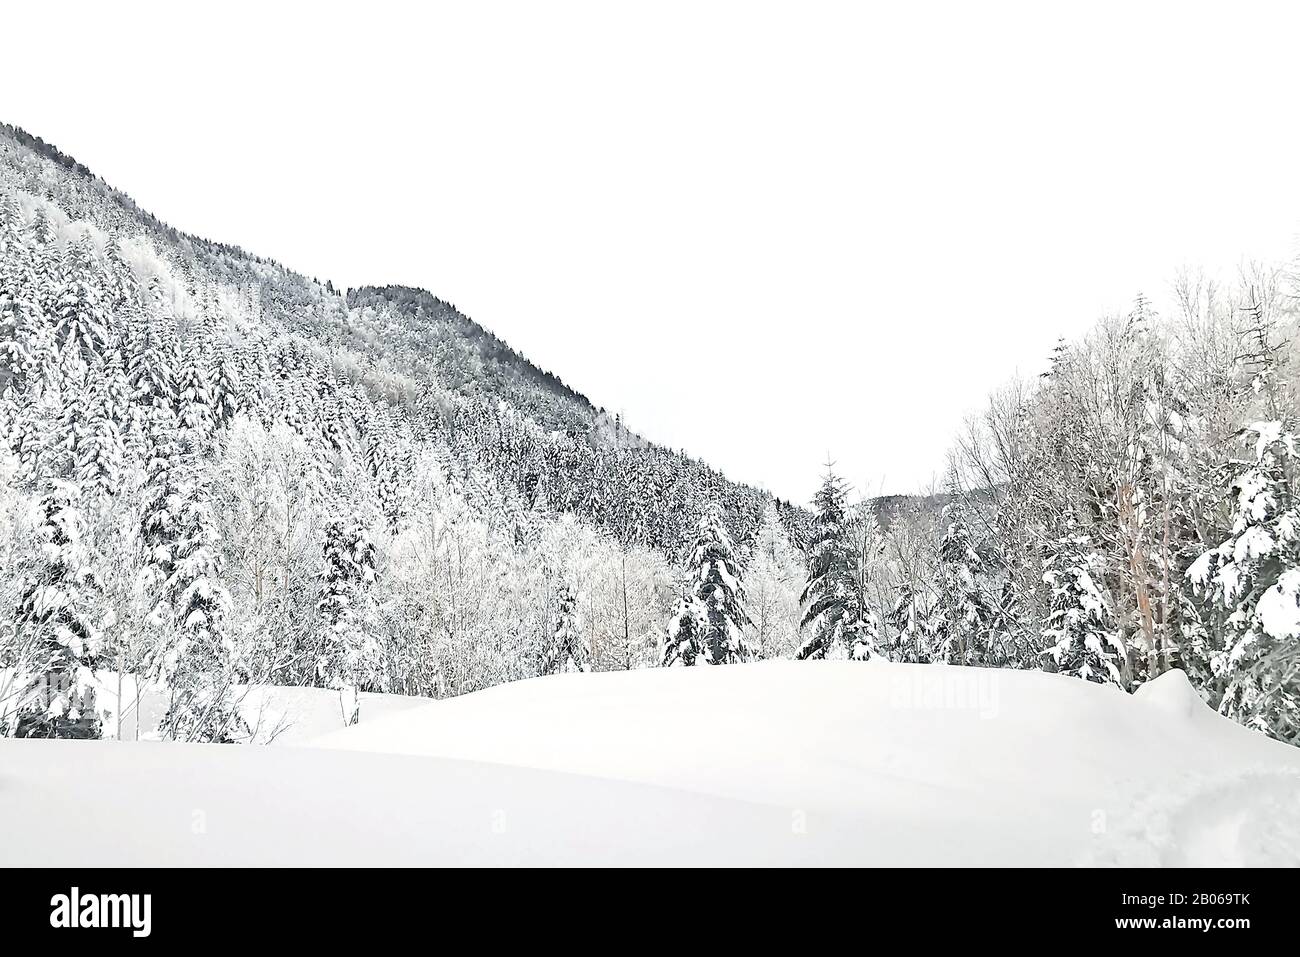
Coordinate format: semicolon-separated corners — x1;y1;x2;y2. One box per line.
13;477;103;738
54;232;108;361
547;581;587;673
140;405;184;600
72;351;125;503
1189;421;1300;743
316;516;382;722
796;466;869;660
932;507;999;665
102;230;141;310
0;204;34;394
154;465;240;743
662;503;753;665
139;399;241;742
662;591;708;667
1042;535;1126;685
127;308;178;413
211;340;242;428
176;343;216;448
886;582;935;664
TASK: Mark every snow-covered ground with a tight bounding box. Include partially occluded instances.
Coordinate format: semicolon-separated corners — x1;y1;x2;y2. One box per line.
0;669;430;744
3;660;1298;865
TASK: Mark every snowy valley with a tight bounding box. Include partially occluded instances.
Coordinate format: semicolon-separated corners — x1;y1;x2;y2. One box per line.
4;662;1298;866
2;118;1300;868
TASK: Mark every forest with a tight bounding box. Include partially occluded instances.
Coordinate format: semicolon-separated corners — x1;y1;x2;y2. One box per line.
1;123;1297;747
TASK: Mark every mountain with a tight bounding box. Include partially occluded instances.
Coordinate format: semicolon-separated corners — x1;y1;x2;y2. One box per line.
0;122;792;532
0;122;810;740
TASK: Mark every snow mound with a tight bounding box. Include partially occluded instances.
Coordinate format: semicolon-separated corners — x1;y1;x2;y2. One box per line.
4;661;1298;865
1133;668;1213;721
308;659;1299;865
16;670;432;744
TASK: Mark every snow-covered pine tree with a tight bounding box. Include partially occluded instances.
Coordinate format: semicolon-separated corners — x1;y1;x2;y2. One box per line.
1042;534;1126;685
363;406;407;530
101;230;141;311
662;591;707;667
139;405;184;598
662;502;753;666
0;191;23;234
30;206;59;257
0;201;33;395
316;516;382;723
127;308;178;417
137;394;240;741
211;340;242;429
932;507;999;666
72;350;125;504
796;465;869;660
155;469;241;743
547;581;587;673
176;342;216;449
54;232;108;361
6;244;60;399
12;476;103;738
1189;421;1300;744
886;581;934;664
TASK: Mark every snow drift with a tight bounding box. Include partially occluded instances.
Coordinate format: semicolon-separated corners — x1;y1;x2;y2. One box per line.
0;668;431;744
3;660;1299;866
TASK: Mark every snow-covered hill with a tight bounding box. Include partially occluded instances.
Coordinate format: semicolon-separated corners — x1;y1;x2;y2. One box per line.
4;661;1297;866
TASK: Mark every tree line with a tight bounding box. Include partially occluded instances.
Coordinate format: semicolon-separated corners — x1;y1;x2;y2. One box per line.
1;126;1296;748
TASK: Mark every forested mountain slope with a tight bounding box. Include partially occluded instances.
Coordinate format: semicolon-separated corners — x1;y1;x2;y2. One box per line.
0;123;809;741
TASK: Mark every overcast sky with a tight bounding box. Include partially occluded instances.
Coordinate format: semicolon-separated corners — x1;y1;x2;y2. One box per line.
5;1;1300;504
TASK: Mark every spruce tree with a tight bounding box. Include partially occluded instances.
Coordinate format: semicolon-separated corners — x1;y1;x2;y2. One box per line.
0;206;34;394
932;507;998;665
13;477;103;738
102;231;141;310
1189;421;1300;743
211;341;242;428
154;466;240;743
1042;534;1126;685
796;465;869;660
176;344;215;448
662;503;753;666
548;581;587;673
886;582;935;664
72;351;125;504
54;232;107;361
139;400;240;741
127;308;178;414
316;516;382;721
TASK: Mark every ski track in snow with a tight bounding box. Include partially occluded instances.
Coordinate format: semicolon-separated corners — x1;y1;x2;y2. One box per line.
1164;770;1300;866
1083;768;1300;866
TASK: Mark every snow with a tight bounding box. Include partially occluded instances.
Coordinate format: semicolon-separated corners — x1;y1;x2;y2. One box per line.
1250;419;1288;460
1133;667;1211;720
3;660;1299;865
1;668;430;743
1257;568;1300;640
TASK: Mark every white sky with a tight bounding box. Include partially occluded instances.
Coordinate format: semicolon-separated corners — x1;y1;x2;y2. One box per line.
5;1;1300;505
